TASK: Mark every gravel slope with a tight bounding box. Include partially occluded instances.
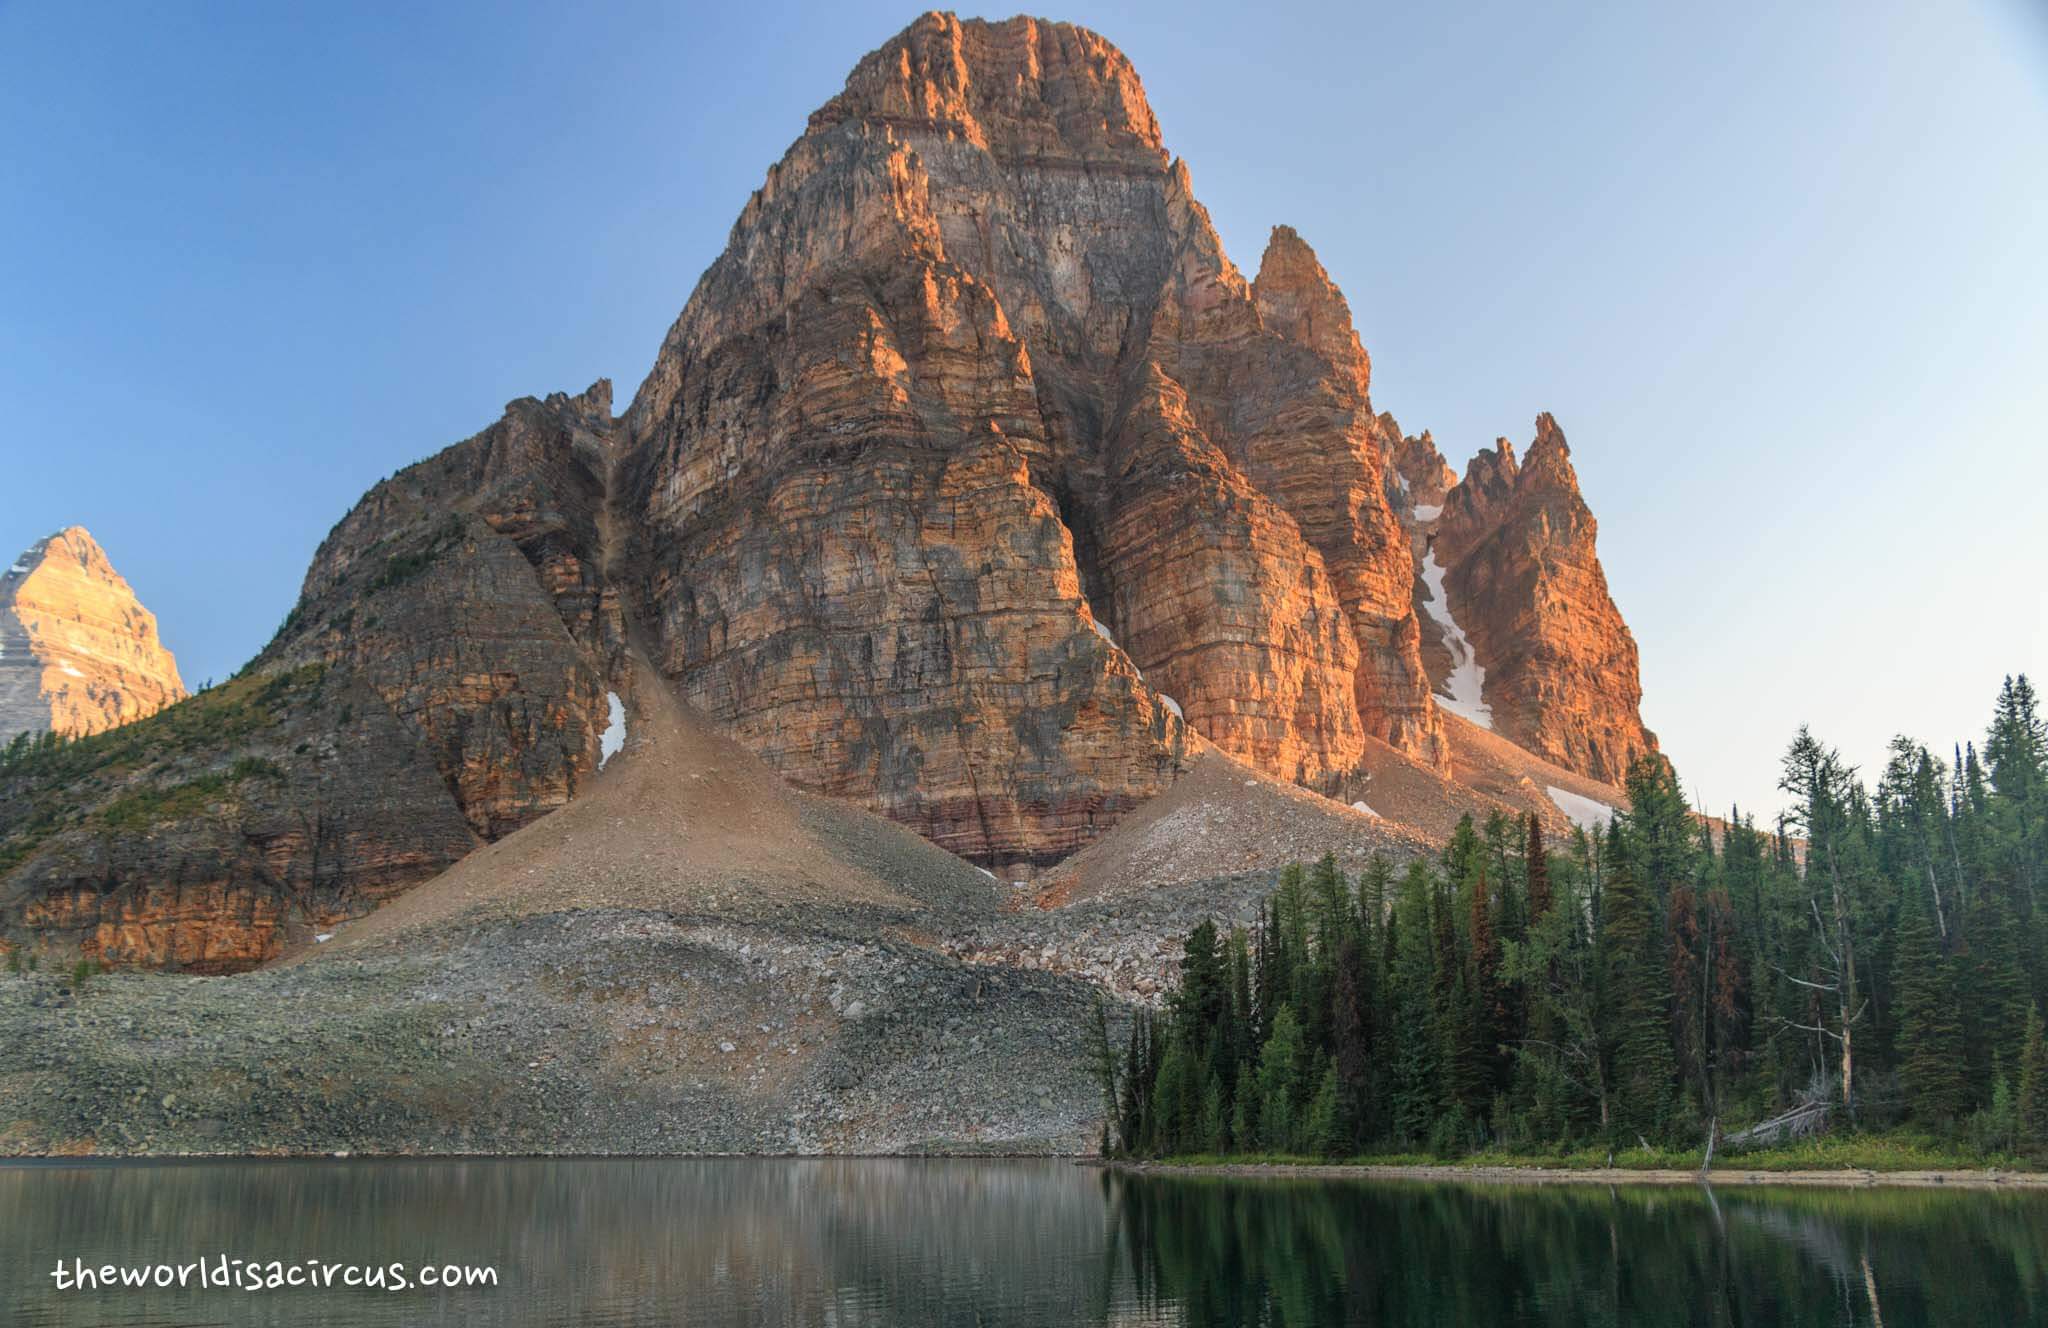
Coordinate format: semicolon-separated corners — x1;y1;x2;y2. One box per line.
0;662;1430;1157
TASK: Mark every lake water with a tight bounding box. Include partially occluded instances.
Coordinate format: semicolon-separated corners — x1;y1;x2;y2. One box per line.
3;1158;2043;1325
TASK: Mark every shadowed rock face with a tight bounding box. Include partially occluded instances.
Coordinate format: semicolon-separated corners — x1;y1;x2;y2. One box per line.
0;388;622;969
1428;414;1657;783
0;528;186;742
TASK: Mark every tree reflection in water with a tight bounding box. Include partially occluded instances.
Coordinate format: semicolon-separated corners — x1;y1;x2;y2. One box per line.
1102;1170;2048;1327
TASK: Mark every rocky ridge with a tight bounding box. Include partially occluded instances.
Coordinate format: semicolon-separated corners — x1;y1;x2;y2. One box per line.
0;387;622;969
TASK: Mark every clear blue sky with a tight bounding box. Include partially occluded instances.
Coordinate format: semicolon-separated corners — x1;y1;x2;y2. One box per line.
3;1;2042;818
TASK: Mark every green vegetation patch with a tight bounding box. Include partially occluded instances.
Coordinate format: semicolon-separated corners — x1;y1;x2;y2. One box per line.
0;666;327;876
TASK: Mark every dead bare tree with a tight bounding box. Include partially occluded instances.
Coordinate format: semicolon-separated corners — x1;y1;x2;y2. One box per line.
1779;728;1868;1121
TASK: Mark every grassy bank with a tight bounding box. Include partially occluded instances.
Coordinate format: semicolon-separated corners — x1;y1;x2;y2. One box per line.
1134;1132;2046;1180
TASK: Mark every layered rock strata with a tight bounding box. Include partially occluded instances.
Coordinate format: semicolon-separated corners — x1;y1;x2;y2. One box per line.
0;387;621;969
1420;414;1656;782
621;14;1455;872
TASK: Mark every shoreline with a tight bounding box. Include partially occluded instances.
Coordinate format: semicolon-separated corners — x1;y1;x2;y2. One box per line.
1099;1159;2048;1189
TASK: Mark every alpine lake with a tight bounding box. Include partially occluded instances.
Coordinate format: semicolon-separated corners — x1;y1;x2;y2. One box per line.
4;1158;2044;1325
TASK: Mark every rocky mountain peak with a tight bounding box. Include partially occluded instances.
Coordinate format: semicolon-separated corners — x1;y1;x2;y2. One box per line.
1386;421;1457;512
543;378;613;424
0;526;186;741
1427;415;1655;782
1253;225;1371;389
808;12;1165;169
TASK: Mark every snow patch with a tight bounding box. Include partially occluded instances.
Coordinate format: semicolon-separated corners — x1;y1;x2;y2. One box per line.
1417;548;1493;729
1350;800;1380;819
599;692;626;766
1089;617;1118;650
1412;503;1442;521
1546;785;1616;833
7;562;28;576
1158;693;1183;720
59;662;85;678
313;932;334;944
976;867;997;880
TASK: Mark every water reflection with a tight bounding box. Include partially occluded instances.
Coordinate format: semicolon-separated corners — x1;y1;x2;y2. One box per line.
1103;1172;2048;1326
2;1159;2043;1326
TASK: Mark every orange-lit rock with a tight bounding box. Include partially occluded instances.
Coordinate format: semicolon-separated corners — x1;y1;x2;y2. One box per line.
0;527;186;741
1428;414;1657;782
622;14;1450;869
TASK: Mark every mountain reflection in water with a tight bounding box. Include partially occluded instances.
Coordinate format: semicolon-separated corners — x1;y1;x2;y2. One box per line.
3;1159;2042;1326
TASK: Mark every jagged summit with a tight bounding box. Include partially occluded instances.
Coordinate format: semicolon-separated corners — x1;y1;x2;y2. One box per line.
807;13;1167;166
1428;415;1655;782
0;526;185;742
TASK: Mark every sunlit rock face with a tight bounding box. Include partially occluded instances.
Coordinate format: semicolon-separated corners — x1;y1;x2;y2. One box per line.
620;13;1474;868
1427;414;1657;783
0;527;186;742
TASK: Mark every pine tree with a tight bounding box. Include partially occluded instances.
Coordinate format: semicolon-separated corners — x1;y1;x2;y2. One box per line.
1330;937;1371;1150
1895;883;1970;1125
1469;865;1507;1095
1256;1005;1306;1153
1086;999;1122;1150
1198;1072;1227;1153
1526;814;1552;923
2017;1003;2048;1151
1224;926;1254;1110
1151;1035;1194;1155
1962;890;2028;1105
1389;861;1439;1145
1118;1010;1154;1153
1173;918;1227;1089
1303;1066;1341;1157
1600;831;1677;1144
1230;1058;1256;1150
1431;870;1485;1123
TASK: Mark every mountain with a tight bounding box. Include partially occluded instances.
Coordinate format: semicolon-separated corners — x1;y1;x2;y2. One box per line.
0;13;1653;975
1417;416;1656;781
1;527;186;743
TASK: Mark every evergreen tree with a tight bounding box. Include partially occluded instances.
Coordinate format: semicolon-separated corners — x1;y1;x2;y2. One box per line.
1389;861;1439;1145
1525;814;1552;923
1330;937;1371;1150
1895;883;1970;1125
1256;1005;1307;1153
1962;890;2029;1105
1468;865;1507;1096
1600;830;1677;1143
1303;1066;1341;1157
2017;1002;2048;1150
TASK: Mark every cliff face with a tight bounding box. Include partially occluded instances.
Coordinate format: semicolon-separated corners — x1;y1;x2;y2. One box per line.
0;528;186;742
621;13;1447;870
1421;414;1656;782
0;388;621;969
